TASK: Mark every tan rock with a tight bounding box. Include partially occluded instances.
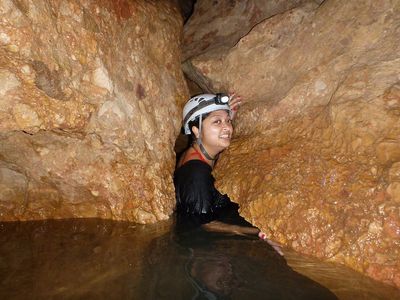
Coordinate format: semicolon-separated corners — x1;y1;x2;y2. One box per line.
389;162;400;181
0;69;20;96
0;0;188;223
184;0;400;288
183;0;311;61
13;103;42;131
387;183;400;203
376;142;400;166
0;167;27;218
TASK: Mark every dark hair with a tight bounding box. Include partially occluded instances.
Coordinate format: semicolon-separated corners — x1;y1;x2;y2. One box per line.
186;113;210;145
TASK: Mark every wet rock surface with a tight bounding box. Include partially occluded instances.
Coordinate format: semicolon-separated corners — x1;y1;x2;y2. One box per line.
0;0;188;223
184;0;400;288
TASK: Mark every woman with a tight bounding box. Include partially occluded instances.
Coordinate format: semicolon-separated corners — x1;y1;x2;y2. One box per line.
174;93;282;254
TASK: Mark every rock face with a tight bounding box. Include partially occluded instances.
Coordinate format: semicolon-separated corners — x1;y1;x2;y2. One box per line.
0;0;188;223
184;0;400;289
182;0;311;62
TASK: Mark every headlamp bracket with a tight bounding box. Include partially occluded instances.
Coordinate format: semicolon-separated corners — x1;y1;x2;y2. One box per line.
215;93;230;104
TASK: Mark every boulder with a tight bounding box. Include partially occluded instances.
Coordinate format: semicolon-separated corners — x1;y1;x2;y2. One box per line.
182;0;313;61
0;0;188;223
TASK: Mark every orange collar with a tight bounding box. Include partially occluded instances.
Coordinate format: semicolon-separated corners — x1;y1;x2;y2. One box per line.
182;146;207;165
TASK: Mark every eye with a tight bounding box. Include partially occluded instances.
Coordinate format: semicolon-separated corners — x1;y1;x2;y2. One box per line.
227;119;232;124
214;119;222;124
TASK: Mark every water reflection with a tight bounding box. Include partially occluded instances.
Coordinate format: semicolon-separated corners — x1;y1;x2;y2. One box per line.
157;224;337;300
0;219;398;299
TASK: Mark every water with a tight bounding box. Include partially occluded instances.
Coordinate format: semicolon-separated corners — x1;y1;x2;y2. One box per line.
0;218;398;299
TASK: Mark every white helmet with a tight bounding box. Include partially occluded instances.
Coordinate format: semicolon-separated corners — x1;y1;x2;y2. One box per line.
182;93;231;135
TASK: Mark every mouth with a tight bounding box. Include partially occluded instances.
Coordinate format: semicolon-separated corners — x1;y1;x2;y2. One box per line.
219;134;231;139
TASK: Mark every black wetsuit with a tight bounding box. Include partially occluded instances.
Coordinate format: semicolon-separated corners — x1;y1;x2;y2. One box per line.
172;159;338;300
174;159;247;228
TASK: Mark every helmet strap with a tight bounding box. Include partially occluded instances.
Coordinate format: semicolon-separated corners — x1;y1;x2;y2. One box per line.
196;115;217;161
198;140;217;161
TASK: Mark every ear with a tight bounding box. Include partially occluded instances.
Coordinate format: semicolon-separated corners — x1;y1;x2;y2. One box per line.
192;126;200;139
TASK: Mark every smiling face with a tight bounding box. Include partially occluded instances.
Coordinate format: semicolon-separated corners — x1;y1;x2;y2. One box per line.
192;110;233;156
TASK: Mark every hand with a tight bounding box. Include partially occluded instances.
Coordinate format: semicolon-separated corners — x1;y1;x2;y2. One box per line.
228;92;242;120
259;231;284;256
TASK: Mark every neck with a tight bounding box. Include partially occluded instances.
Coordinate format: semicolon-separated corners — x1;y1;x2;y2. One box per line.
192;143;216;167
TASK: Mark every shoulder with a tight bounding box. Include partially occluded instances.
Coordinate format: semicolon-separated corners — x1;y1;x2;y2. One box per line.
174;160;216;216
175;160;212;179
174;160;214;193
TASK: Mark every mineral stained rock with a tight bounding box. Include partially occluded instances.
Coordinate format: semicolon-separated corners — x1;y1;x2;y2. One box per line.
184;0;400;288
0;0;188;223
182;0;310;62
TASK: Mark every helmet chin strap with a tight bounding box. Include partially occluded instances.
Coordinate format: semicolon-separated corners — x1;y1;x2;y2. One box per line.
197;115;218;161
198;140;217;161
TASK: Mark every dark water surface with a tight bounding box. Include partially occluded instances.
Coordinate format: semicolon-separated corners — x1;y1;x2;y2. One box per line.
0;218;398;300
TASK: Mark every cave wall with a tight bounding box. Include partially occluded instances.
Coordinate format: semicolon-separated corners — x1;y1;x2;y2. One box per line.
183;0;400;288
0;0;188;223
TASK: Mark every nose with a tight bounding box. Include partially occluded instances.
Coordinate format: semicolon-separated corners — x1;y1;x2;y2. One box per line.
222;121;231;131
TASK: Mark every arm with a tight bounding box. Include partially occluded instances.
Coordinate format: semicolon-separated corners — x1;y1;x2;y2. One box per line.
203;221;284;255
202;220;259;236
175;162;284;255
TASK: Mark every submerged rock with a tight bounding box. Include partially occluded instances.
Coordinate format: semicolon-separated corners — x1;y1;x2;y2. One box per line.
0;0;188;223
184;0;400;288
